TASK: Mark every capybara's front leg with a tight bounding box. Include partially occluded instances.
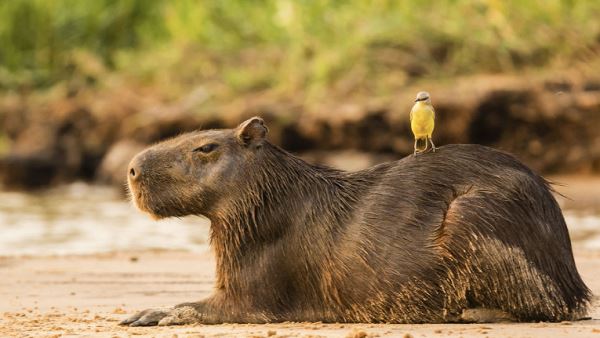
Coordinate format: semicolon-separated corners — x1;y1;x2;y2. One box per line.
120;301;207;326
120;297;244;326
120;308;172;326
170;300;271;324
156;302;207;325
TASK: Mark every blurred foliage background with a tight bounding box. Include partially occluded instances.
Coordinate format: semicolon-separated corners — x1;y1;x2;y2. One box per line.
1;0;599;94
1;0;600;189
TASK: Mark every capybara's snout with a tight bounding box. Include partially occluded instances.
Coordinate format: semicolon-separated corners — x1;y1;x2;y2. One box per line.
127;149;153;185
127;155;142;183
127;148;161;214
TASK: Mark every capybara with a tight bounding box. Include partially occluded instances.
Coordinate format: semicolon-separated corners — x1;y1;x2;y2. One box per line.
122;117;590;326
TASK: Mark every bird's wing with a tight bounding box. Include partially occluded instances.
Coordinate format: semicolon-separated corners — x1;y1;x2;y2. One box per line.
432;106;435;120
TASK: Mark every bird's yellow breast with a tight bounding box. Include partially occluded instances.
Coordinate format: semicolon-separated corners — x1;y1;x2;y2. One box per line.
410;103;435;138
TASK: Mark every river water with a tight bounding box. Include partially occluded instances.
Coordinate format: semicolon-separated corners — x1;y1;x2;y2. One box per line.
0;183;210;255
0;182;599;256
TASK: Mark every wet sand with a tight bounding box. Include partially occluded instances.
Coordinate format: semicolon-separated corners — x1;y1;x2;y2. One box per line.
1;249;599;338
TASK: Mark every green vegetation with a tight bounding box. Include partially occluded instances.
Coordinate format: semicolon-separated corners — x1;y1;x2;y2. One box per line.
1;0;599;96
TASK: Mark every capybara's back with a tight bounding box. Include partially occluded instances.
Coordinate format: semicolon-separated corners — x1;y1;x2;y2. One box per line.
123;118;590;326
346;144;590;322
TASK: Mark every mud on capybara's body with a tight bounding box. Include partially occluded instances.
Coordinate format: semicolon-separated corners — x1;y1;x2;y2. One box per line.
123;117;590;326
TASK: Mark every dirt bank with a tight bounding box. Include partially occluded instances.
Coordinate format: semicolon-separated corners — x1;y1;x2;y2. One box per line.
1;70;600;189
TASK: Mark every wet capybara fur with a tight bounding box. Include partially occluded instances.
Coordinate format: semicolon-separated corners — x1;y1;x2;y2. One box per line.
123;117;590;326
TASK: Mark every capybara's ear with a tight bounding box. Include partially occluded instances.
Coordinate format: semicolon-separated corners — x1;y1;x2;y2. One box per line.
236;117;268;146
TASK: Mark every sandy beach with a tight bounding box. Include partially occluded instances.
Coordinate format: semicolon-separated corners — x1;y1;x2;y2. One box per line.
1;247;599;338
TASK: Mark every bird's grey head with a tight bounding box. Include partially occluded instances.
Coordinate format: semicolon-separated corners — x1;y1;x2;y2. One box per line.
415;91;431;104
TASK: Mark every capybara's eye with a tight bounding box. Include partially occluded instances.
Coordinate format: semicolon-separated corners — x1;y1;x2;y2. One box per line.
193;143;218;153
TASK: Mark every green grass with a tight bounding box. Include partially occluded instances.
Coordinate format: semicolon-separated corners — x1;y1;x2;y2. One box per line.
1;0;599;96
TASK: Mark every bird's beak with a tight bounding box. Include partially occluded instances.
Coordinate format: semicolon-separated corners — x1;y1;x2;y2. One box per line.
414;98;419;102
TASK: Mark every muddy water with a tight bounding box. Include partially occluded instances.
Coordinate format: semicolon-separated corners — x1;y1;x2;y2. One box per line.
0;182;599;256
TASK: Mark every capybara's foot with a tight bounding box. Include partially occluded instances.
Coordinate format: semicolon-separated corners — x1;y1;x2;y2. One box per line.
157;305;203;325
120;306;204;326
460;308;515;323
120;308;170;326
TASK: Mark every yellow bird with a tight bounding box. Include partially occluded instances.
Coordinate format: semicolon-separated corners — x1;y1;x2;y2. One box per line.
410;91;436;155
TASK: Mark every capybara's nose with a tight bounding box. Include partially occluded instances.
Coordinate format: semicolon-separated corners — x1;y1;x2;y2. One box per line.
128;158;142;182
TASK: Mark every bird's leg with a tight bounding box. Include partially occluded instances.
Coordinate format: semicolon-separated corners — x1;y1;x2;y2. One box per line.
429;137;436;152
413;139;418;156
423;138;429;152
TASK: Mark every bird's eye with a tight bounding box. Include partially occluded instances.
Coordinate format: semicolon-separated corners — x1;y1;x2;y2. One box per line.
193;143;218;153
